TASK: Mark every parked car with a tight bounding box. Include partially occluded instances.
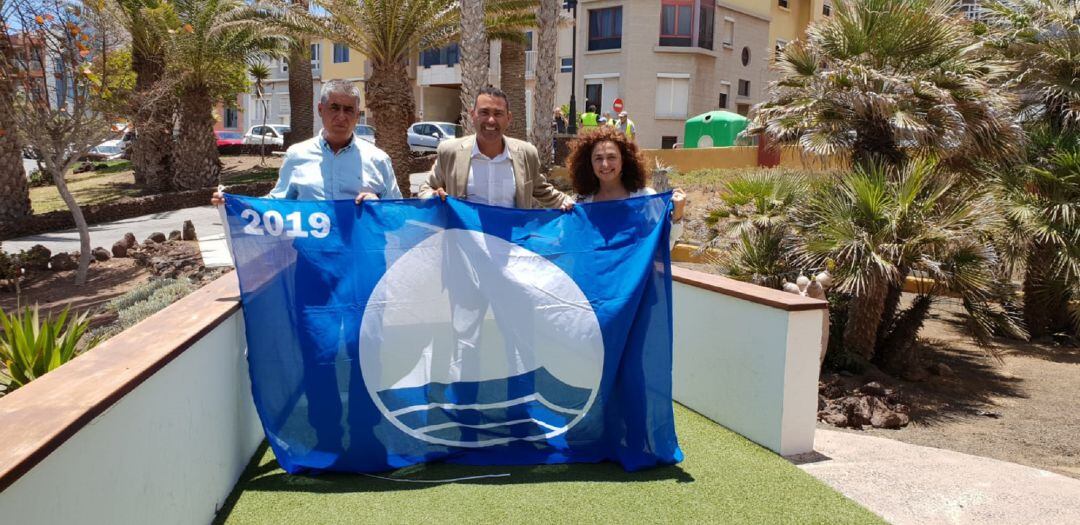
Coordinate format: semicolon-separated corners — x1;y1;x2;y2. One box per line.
407;122;460;153
242;124;290;150
83;139;126;161
215;131;246;155
354;124;376;144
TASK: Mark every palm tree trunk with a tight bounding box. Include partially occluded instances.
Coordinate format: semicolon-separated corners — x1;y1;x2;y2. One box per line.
459;0;489;134
173;85;220;190
0;37;31;221
531;0;558;171
1023;242;1069;338
130;50;173;191
876;267;909;348
285;39;314;148
500;38;527;140
877;294;934;376
843;273;889;359
367;59;415;197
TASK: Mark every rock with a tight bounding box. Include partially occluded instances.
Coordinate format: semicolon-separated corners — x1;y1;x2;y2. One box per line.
820;412;848;427
111;241;128;258
818;395;826;412
145;232;166;244
871;409;908;429
123;232;137;248
930;362;954;377
91;247;110;262
860;381;888;396
893;404;910;415
181;220;197;241
842;397;874;428
48;252;78;271
23;244;52;270
168;230;182;241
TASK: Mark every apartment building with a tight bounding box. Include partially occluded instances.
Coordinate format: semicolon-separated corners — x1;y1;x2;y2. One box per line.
559;0;770;149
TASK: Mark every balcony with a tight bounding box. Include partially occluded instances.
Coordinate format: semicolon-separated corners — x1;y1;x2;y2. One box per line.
0;268;837;522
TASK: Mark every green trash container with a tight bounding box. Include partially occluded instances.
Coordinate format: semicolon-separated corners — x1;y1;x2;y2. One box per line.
683;111;749;149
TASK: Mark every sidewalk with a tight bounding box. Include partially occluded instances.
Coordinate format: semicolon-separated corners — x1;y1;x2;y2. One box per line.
793;429;1080;524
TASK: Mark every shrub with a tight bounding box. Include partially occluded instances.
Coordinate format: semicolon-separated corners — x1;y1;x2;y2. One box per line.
0;304;99;393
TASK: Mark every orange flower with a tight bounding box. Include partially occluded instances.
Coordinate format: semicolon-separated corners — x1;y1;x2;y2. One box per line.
79;49;90;57
183;23;194;33
35;15;44;24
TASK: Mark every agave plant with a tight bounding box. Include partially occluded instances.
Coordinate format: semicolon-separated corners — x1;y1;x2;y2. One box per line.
0;304;99;393
749;0;1021;168
794;157;1022;372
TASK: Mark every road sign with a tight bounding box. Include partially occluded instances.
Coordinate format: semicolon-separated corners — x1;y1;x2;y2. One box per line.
613;98;623;113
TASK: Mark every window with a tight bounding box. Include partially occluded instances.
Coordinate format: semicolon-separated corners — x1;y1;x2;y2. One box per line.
525;31;534;52
718;83;730;109
722;17;735;47
588;7;622;51
778;0;789;9
310;43;321;69
224;107;239;129
661;136;679;149
333;43;350;63
280;59;288;73
660;0;693;47
736;103;750;116
823;3;831;16
279;95;290;116
655;75;690;118
741;46;750;66
738;79;750;97
560;57;574;73
697;0;715;50
775;39;787;60
420;43;460;67
958;0;981;20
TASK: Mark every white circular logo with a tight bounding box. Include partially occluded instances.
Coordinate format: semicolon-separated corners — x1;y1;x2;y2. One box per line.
359;229;604;448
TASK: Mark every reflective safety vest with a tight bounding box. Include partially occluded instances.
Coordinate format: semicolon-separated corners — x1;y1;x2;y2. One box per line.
580;112;599;129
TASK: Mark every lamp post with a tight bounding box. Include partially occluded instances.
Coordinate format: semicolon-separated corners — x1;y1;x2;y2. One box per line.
564;0;578;135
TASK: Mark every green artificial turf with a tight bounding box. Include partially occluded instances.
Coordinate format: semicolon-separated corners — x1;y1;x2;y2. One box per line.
215;404;884;524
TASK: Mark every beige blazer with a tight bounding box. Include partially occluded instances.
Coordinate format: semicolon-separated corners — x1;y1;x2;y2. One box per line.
418;135;571;209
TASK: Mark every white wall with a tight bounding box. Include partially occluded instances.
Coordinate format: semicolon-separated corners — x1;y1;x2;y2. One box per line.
0;312;263;525
672;281;823;456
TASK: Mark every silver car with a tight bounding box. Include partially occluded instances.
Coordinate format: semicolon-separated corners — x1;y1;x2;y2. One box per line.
407;122;460;153
354;124;376;144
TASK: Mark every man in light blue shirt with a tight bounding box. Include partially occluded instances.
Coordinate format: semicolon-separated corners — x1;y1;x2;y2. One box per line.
212;79;400;204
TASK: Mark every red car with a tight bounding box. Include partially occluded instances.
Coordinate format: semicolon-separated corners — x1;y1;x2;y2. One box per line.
215;131;246;155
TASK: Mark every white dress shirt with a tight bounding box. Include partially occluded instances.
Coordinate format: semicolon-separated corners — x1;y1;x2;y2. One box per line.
267;132;401;201
465;141;515;207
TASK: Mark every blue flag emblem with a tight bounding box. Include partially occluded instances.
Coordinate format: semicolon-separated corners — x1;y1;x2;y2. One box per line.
223;194;683;474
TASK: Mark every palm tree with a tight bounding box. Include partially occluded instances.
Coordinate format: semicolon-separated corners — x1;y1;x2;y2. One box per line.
500;36;526;139
283;0;313;148
459;0;488;135
795;158;1021;369
985;0;1080;133
113;0;176;191
249;63;271;162
0;6;31;221
269;0;533;194
994;127;1080;337
530;0;559;171
169;0;286;190
749;0;1021;169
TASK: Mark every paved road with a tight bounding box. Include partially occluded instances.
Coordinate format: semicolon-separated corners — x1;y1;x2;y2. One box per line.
3;206;225;255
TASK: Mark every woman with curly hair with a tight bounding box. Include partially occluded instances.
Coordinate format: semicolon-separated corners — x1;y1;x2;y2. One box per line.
566;126;686;246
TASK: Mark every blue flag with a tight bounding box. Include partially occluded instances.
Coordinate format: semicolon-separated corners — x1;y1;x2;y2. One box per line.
223;193;683;474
